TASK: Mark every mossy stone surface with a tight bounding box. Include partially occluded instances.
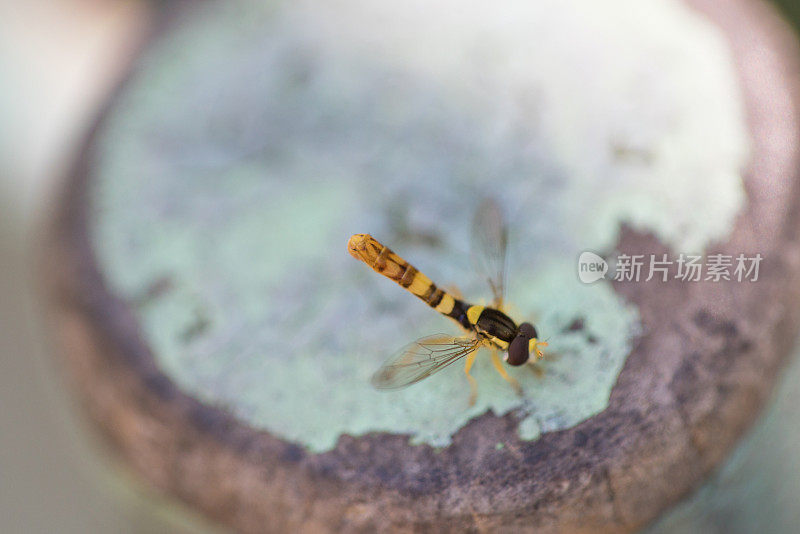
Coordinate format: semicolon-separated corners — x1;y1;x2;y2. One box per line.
47;0;800;531
92;0;747;452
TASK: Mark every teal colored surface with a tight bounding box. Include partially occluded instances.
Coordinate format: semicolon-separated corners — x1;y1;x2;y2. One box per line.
91;0;748;452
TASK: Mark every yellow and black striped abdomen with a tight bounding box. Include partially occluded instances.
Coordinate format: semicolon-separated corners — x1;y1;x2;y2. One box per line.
348;234;469;328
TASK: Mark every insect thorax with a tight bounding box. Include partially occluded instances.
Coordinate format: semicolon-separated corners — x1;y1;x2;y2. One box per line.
474;307;518;343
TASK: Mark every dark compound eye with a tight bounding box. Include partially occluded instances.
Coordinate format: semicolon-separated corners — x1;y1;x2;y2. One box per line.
506;335;530;366
518;322;537;339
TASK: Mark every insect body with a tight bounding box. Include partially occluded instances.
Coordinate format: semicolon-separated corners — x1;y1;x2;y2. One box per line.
348;200;547;405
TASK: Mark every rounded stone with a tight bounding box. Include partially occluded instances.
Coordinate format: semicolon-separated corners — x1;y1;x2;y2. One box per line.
45;0;800;531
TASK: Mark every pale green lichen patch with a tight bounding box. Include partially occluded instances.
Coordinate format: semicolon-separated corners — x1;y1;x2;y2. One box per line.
92;0;749;452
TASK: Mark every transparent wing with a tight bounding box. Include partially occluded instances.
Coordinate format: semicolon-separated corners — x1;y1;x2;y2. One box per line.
371;334;483;390
472;198;509;308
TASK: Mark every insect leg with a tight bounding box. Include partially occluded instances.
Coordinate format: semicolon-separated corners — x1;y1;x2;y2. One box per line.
464;351;478;407
527;339;552;378
490;349;522;396
528;338;548;360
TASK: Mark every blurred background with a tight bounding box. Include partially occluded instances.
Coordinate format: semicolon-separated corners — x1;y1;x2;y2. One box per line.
0;1;213;532
2;0;800;533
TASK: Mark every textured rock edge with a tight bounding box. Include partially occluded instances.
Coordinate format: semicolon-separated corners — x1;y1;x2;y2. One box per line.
43;0;800;532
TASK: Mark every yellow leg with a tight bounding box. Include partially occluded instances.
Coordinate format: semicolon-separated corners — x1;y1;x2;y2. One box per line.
464;351;478;406
528;338;548;360
491;350;522;396
526;339;549;379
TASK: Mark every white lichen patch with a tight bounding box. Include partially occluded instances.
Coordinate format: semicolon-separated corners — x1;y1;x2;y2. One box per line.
92;0;749;452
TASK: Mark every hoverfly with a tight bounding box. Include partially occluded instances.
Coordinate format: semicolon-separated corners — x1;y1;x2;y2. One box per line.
348;199;547;405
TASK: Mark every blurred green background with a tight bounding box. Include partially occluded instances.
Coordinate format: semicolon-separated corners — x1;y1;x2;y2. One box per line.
774;0;800;29
1;1;800;533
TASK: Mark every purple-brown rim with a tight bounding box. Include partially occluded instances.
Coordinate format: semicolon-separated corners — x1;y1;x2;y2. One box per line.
44;0;800;531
